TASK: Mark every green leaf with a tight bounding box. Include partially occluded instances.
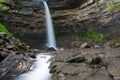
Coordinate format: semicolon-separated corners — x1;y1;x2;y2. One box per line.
0;23;10;34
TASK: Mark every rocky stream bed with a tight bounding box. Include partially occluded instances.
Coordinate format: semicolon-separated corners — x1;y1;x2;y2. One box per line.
0;33;120;80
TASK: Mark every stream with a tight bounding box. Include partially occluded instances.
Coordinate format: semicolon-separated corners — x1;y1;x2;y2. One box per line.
14;54;53;80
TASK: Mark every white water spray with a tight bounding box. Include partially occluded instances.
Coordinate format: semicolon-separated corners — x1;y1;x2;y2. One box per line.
43;1;57;49
14;54;52;80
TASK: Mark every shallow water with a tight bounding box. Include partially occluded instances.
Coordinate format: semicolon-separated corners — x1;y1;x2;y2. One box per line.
14;54;52;80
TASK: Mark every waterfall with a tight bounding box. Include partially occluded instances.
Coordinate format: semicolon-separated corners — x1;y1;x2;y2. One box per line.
14;54;53;80
43;1;57;49
13;1;56;80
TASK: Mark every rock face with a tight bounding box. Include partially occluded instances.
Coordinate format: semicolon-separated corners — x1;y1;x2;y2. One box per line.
51;0;120;37
48;0;93;10
0;0;120;48
50;48;120;80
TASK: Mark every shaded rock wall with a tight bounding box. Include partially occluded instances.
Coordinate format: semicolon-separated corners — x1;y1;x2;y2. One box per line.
0;0;120;48
51;0;120;37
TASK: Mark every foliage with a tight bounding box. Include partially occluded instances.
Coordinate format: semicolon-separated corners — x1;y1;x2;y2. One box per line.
0;23;10;34
0;0;9;10
92;1;120;12
82;27;104;42
107;4;120;11
15;38;21;43
0;0;6;3
72;27;104;42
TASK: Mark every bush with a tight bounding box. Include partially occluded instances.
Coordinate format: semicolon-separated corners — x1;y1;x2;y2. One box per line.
82;27;104;42
72;27;104;42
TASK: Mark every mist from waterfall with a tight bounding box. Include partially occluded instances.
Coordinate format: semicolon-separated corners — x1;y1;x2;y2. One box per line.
43;1;57;49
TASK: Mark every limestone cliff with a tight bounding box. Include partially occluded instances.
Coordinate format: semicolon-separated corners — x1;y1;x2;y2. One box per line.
0;0;120;48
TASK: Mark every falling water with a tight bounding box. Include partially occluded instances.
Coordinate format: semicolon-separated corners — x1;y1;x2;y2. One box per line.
14;54;52;80
14;1;56;80
43;1;57;49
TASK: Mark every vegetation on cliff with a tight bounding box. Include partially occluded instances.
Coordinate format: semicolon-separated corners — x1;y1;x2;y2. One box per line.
0;23;10;34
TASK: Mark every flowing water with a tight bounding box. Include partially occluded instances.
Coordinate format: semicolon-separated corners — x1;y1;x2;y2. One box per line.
14;1;56;80
43;1;57;49
14;54;52;80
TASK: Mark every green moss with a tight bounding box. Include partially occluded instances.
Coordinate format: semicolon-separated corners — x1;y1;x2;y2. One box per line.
107;3;120;11
0;23;10;34
15;39;21;43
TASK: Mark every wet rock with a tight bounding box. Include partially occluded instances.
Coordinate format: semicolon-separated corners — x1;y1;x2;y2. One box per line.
0;53;34;77
50;62;68;73
105;58;120;80
61;63;88;75
46;47;57;51
50;48;120;80
86;74;113;80
55;52;82;62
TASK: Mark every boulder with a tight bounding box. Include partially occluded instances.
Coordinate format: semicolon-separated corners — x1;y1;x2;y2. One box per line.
0;53;34;79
